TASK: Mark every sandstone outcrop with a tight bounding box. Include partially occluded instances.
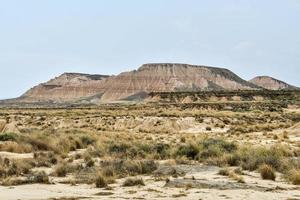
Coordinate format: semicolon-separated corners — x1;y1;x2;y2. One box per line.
14;63;300;103
21;73;109;102
249;76;298;90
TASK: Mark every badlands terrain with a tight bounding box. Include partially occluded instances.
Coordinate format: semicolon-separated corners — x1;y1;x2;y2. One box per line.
0;64;299;200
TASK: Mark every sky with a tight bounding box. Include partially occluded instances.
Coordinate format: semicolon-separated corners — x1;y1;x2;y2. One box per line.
0;0;299;99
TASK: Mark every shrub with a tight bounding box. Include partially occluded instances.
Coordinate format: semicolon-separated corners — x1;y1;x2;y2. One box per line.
198;146;223;159
229;172;245;183
29;171;49;184
95;174;107;188
80;135;95;146
109;142;130;154
101;167;115;177
53;164;68;177
100;159;157;177
234;168;243;175
259;164;276;181
225;154;240;166
218;168;230;176
0;133;17;141
84;156;95;168
285;169;300;185
25;137;55;151
239;146;287;171
200;138;237;153
176;144;199;159
123;178;145;187
153;143;170;158
0;142;32;153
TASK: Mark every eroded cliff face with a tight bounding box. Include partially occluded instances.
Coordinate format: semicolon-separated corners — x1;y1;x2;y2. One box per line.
249;76;298;90
99;63;259;101
21;73;109;102
19;63;263;103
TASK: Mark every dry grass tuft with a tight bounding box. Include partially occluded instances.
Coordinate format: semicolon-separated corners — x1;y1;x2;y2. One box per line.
259;164;276;181
285;169;300;185
123;177;145;187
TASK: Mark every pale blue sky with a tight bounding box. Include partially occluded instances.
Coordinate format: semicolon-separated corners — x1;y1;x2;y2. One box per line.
0;0;299;99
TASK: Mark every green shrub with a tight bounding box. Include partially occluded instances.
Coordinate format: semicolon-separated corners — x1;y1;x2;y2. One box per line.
176;144;199;159
239;146;286;171
0;133;17;141
200;138;237;153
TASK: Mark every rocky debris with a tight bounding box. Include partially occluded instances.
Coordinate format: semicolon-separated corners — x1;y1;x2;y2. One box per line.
249;76;298;90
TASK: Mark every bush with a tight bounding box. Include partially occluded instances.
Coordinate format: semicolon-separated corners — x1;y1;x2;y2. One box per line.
259;164;276;181
0;133;17;141
218;168;230;176
176;144;199;159
25;137;55;151
53;164;68;177
95;174;107;188
200;138;237;153
239;146;287;171
225;154;240;166
84;156;95;168
123;178;145;187
29;171;49;184
109;142;130;154
285;169;300;185
80;135;95;146
100;159;157;177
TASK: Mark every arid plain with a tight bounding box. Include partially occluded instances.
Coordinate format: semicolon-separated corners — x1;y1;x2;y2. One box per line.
0;90;299;200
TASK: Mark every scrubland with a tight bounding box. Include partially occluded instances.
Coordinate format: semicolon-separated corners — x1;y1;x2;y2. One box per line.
0;93;300;200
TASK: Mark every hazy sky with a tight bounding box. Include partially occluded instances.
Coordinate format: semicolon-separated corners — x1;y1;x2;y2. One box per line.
0;0;299;99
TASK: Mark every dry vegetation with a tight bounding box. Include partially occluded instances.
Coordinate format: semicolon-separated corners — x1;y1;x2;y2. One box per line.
0;91;300;199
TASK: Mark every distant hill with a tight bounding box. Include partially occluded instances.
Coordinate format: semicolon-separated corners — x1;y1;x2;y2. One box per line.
249;76;299;90
21;73;109;102
4;63;299;104
98;63;259;101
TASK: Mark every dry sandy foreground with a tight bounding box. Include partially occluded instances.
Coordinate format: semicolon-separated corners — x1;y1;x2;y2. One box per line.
0;165;299;200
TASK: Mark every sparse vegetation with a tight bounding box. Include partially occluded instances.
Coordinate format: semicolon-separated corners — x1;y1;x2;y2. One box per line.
259;164;276;181
123;177;145;187
285;169;300;185
95;174;107;188
0;90;299;198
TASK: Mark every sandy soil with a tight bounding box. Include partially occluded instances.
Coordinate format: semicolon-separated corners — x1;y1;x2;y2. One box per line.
0;164;299;200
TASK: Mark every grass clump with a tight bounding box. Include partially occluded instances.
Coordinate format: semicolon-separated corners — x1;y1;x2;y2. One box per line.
123;177;145;187
175;143;199;159
29;171;49;184
0;133;17;142
53;162;79;177
95;174;107;188
259;164;276;181
239;146;290;171
218;168;230;176
285;169;300;185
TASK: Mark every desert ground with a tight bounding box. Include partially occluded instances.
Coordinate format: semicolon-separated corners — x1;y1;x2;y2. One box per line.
0;91;299;200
